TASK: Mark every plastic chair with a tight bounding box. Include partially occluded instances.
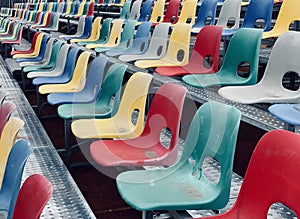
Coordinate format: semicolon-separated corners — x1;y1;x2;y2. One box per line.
27;43;71;78
66;16;93;42
156;25;222;76
0;90;7;106
194;130;300;219
90;83;187;167
59;16;86;41
39;12;60;32
119;22;170;62
0;118;25;189
47;56;107;105
172;0;197;26
137;0;153;22
87;19;123;50
135;23;191;68
128;0;142;20
119;0;132;20
71;17;102;44
39;51;91;94
222;0;273;36
12;174;53;219
191;0;218;33
216;0;241;30
262;0;300;39
32;46;81;86
219;31;300;104
12;32;46;59
0;140;32;219
107;21;151;57
148;0;165;24
57;63;127;165
159;0;180;25
71;72;153;139
97;20;137;53
116;101;241;211
0;102;16;137
183;28;262;88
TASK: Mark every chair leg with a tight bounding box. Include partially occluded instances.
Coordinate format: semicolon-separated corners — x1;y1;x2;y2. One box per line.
65;118;72;167
142;211;153;219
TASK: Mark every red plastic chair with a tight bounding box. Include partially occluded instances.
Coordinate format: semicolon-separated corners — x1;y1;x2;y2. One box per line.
90;83;187;166
197;130;300;219
155;25;223;76
86;2;95;17
12;174;53;219
0;102;16;136
11;31;41;56
152;0;180;26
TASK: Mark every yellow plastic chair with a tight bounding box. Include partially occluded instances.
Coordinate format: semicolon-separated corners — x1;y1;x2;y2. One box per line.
149;0;166;24
64;2;72;15
108;0;126;7
74;1;85;17
135;23;191;68
171;0;197;26
86;19;123;49
39;51;91;94
38;3;45;12
0;117;24;189
71;72;153;139
31;12;49;29
12;32;45;59
71;17;102;44
262;0;300;39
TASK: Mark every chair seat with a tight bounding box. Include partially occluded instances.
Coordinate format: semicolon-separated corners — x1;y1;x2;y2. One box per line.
218;85;300;104
32;75;71;86
268;104;300;126
155;63;215;76
116;166;221;210
47;92;94;105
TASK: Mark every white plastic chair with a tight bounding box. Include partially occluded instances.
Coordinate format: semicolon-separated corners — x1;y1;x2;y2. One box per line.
118;22;170;62
216;0;242;30
59;15;86;40
128;0;142;20
27;44;71;78
219;31;300;104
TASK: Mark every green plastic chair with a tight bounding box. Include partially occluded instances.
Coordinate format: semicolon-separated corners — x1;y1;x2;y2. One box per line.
57;63;127;166
22;40;64;73
116;101;241;211
119;0;132;20
182;28;262;88
80;18;112;46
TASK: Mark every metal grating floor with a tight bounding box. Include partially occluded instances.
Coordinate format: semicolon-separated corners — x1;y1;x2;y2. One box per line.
0;56;96;219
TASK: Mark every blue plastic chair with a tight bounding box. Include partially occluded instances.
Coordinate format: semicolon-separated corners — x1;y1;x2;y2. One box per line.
138;0;153;22
15;34;50;63
222;0;273;36
0;140;32;219
268;104;300;131
32;46;81;86
78;18;112;46
191;0;217;33
107;22;151;57
47;56;108;105
63;16;93;41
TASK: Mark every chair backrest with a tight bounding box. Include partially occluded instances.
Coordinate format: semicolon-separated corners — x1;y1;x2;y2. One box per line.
264;0;300;37
176;0;197;25
190;25;223;73
104;19;123;46
96;63;128;116
114;72;153;137
224;130;300;217
75;1;85;16
138;0;153;22
178;101;241;208
258;31;300;93
163;0;180;23
50;43;71;75
0;140;32;218
86;16;102;41
118;20;137;47
74;15;86;36
241;0;273;31
149;0;165;23
57;2;64;13
129;21;151;53
216;0;241;29
160;23;191;65
97;17;112;43
80;15;93;38
128;0;142;20
0;118;25;190
12;174;53;219
193;0;218;28
87;2;95;16
139;83;187;164
36;37;55;65
218;28;262;85
119;0;132;19
0;102;16;137
59;46;81;81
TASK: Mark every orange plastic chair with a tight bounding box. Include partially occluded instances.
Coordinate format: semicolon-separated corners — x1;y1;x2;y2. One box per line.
71;72;153;139
12;174;53;219
90;83;187;167
195;130;300;219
